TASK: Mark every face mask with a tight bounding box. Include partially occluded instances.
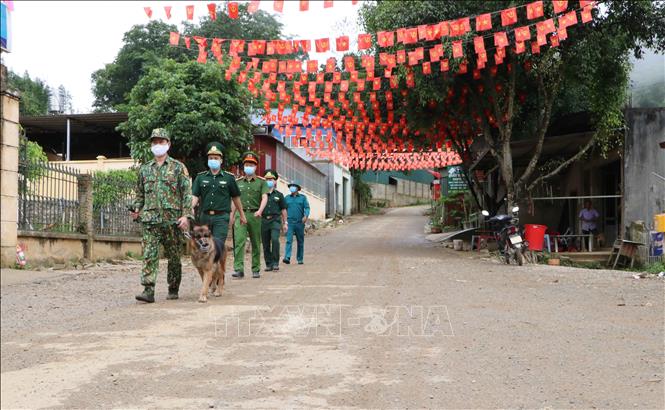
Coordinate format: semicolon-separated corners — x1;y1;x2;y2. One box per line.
151;143;169;157
289;186;298;193
207;159;221;170
266;180;275;189
244;166;256;176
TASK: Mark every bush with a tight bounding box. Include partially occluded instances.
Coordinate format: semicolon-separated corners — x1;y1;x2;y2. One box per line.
92;169;138;209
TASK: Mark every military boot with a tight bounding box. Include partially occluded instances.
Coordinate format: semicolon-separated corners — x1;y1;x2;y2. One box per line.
166;289;179;300
135;287;155;303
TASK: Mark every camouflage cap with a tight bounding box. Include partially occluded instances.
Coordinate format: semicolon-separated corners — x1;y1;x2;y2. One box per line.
241;151;259;165
150;128;170;141
206;141;224;156
264;169;278;180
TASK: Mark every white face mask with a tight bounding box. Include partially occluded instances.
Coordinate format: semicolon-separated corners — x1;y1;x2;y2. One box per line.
151;143;169;157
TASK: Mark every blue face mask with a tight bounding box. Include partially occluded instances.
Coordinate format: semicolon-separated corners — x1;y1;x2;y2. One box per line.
207;159;221;170
244;166;256;176
266;180;275;189
289;186;298;193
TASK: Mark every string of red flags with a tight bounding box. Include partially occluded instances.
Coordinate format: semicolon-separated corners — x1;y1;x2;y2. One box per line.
143;1;360;21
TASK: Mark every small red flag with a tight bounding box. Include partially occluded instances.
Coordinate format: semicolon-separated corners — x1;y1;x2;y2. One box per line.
494;31;509;48
581;5;594;23
315;38;330;52
452;41;463;58
475;13;492;31
144;7;152;18
536;18;555;35
358;34;372;50
422;62;432;75
324;0;333;8
300;0;309;11
228;2;239;19
552;0;568;14
474;36;485;54
514;26;531;42
186;5;194;20
440;59;450;72
274;0;284;12
501;7;517;26
377;31;395;47
515;41;526;54
248;0;260;14
405;28;418;44
164;6;172;19
336;36;349;51
207;3;217;20
169;31;180;46
580;0;595;6
526;1;544;20
184;36;191;49
307;60;318;73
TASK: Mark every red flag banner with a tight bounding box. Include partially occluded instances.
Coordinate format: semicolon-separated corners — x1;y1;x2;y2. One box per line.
581;5;594;23
307;60;318;73
184;36;191;49
324;0;333;8
405;28;419;44
164;6;172;19
501;7;517;26
358;34;372;50
315;38;330;52
186;5;194;20
206;3;217;20
248;0;260;14
378;31;395;47
559;10;578;28
474;36;485;53
300;0;309;11
452;41;463;58
476;13;492;31
494;31;509;48
169;31;180;46
579;0;595;6
144;7;152;18
336;36;349;51
514;26;531;42
228;2;239;18
274;0;284;12
526;1;544;19
536;18;555;35
552;0;568;14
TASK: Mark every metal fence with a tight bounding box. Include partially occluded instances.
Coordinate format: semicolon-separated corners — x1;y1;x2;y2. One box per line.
92;171;141;237
18;157;81;233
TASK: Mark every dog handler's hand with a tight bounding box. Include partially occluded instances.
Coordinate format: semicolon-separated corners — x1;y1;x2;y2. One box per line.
176;216;189;231
240;215;248;225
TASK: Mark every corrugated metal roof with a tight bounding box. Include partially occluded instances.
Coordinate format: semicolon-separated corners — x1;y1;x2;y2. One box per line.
20;112;128;134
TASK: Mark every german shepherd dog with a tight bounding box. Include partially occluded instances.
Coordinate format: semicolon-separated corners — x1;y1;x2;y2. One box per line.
187;224;226;303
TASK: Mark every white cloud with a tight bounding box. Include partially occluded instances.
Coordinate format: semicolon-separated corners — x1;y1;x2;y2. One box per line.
1;0;362;113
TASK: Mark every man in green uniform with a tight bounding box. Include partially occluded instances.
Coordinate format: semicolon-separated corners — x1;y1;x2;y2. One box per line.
130;128;192;303
261;169;288;272
283;181;310;265
230;152;269;279
192;142;247;241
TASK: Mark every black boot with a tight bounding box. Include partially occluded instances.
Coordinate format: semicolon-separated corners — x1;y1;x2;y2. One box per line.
166;289;179;300
232;271;244;279
135;287;155;303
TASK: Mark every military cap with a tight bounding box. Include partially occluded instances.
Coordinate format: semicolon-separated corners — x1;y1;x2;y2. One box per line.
241;151;259;165
288;181;302;190
264;169;278;180
150;128;170;141
206;141;224;156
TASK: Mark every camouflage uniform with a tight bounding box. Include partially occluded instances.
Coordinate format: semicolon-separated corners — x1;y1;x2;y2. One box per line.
135;129;193;298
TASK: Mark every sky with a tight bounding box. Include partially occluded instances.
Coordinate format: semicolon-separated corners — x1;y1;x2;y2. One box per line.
1;0;362;113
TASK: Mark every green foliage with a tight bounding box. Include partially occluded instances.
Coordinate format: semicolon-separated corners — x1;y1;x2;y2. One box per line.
7;70;51;116
351;169;372;211
117;59;255;172
92;169;138;209
92;6;286;112
18;134;48;195
644;261;665;274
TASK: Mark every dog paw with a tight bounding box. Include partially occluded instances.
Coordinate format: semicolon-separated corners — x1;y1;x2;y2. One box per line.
213;291;222;297
198;296;208;303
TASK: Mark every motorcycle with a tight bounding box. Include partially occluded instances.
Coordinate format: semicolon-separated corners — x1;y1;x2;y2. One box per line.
481;206;527;266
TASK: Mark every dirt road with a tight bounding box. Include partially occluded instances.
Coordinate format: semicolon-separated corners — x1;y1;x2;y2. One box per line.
2;206;663;409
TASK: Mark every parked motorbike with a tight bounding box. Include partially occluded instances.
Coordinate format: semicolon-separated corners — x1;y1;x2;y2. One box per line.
481;206;527;266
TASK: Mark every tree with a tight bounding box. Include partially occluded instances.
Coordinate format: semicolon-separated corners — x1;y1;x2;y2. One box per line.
6;70;51;116
360;0;665;210
117;59;255;173
91;6;285;112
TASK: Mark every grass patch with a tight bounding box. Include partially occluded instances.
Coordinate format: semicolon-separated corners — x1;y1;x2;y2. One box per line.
362;207;384;215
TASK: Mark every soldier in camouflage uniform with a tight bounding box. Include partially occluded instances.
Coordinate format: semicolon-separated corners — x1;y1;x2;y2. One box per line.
130;128;193;303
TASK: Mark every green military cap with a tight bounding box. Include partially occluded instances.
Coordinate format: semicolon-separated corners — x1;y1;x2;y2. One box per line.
241;151;259;165
150;128;170;141
288;181;302;190
206;141;224;156
264;169;278;180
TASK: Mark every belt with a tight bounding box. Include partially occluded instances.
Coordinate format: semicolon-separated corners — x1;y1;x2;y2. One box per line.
205;210;228;215
263;214;280;220
244;208;259;212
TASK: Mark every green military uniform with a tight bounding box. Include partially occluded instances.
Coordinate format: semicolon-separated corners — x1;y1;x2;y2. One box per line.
233;152;269;275
261;170;287;270
135;129;192;299
192;142;240;241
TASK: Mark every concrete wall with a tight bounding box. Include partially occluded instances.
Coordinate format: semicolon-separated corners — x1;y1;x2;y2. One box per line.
311;160;352;217
623;108;665;233
369;176;431;207
274;179;326;221
56;156;138;172
1;87;20;266
16;231;142;265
